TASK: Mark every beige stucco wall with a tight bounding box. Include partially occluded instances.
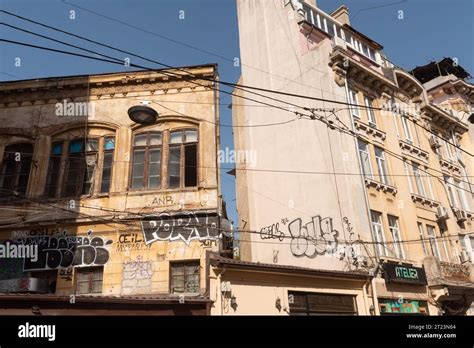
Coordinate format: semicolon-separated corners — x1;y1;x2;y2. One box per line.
209;268;369;315
0;66;223;297
233;0;372;272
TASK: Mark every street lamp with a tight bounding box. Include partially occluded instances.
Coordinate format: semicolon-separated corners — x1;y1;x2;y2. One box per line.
468;113;474;124
127;104;158;125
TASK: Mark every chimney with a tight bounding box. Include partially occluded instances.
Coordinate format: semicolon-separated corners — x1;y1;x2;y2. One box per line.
331;5;350;25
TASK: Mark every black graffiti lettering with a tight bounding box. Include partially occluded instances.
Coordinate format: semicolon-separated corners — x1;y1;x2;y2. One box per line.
260;223;285;241
19;234;112;271
263;215;341;259
141;212;221;245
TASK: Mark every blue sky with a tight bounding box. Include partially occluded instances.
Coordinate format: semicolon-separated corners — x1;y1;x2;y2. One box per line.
1;0;473;227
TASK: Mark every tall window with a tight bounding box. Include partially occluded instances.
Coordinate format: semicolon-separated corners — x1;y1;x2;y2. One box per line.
454;179;469;211
170;261;200;294
76;267;103;294
131;132;162;190
348;89;360;118
401;116;413;144
357;140;372;179
444;175;457;207
45;142;63;197
388;216;404;259
374;146;389;185
168;130;198;188
370;211;387;257
417;223;428;256
100;137;115;193
412;163;426;197
0;143;34;196
365;96;377;126
426;225;441;259
62;139;98;197
46;136;114;198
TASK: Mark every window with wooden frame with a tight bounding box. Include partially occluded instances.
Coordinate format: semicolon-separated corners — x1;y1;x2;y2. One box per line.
131;132;163;190
100;137;115;193
45;135;115;198
0;143;34;196
45;142;63;198
62;138;99;197
76;267;103;294
170;261;200;294
168;129;198;189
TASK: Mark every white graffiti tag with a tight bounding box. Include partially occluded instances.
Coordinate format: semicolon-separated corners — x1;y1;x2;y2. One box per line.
288;216;339;258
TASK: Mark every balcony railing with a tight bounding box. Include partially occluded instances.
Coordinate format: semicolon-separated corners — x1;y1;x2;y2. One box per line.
300;1;379;63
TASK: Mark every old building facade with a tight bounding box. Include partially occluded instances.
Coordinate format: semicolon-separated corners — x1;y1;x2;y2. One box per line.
0;65;232;315
229;0;473;315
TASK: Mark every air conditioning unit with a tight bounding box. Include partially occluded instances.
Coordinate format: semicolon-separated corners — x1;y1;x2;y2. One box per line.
436;206;449;220
454;210;468;222
429;135;441;149
460;250;471;263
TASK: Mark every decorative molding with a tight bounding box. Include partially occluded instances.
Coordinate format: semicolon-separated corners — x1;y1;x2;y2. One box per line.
365;178;397;195
410;193;440;208
398;140;429;162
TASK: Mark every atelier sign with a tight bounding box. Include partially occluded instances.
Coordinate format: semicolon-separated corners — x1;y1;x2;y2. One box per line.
384;262;427;285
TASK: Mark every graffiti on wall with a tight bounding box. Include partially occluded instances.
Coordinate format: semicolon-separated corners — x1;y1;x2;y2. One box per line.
260;215;340;259
288;216;339;258
11;227;66;239
16;230;113;271
121;256;153;295
116;233;151;252
122;256;153;280
59;268;73;281
151;195;175;206
141;212;220;245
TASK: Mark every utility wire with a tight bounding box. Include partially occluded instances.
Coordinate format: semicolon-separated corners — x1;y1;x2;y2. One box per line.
1;10;472;157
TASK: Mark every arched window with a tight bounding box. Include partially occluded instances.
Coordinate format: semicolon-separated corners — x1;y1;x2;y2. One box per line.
45;135;115;198
168;129;198;188
0;143;34;196
129;128;198;191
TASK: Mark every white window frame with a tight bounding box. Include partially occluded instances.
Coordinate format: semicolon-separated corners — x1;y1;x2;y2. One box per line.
426;225;441;260
358;140;373;180
374;146;389;185
404;161;414;193
388;215;404;259
370;211;388;257
401;116;413;144
365;96;377;126
417;223;428;256
454;179;469;211
349;89;360;118
412;163;426;197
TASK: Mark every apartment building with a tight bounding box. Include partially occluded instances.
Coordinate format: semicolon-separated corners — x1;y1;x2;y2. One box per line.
229;0;473;315
0;65;232;315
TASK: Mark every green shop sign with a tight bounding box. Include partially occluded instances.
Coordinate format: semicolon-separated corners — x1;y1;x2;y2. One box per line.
384;262;427;285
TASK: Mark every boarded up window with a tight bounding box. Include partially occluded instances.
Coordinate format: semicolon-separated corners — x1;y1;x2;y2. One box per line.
289;291;357;315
